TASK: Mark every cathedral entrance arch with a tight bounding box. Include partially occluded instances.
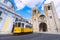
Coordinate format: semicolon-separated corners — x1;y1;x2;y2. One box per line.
39;23;47;32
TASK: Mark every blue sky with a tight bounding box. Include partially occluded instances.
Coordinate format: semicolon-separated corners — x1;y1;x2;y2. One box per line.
9;0;46;20
9;0;60;20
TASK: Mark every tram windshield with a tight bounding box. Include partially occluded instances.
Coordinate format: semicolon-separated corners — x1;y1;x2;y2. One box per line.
26;25;32;28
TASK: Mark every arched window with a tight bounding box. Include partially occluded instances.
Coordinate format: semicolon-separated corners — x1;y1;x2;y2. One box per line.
33;10;36;13
39;15;45;20
38;15;46;22
48;6;51;10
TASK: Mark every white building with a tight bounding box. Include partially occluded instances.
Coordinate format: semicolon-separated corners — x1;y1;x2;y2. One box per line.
0;0;28;34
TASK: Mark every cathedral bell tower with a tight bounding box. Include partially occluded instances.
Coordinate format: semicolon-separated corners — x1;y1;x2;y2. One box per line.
44;1;60;32
31;7;40;32
31;7;40;23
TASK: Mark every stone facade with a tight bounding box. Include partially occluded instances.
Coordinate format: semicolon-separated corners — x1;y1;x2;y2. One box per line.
31;1;60;33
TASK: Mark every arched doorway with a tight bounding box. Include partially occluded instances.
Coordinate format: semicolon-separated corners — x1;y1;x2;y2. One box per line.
39;23;47;32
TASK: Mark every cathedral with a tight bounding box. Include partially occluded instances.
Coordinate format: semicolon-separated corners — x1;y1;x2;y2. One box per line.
31;1;60;33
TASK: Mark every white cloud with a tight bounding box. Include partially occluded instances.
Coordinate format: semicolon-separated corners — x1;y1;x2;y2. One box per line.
14;0;44;10
15;0;25;10
26;0;44;8
45;0;60;18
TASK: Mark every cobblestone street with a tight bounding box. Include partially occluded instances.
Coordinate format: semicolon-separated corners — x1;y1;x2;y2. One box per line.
0;33;60;40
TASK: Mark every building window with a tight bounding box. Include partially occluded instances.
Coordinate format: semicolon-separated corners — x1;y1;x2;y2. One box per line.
0;11;2;16
48;6;50;10
33;10;36;13
50;16;52;18
15;18;18;21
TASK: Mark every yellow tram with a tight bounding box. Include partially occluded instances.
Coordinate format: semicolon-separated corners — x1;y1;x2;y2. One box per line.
12;21;33;34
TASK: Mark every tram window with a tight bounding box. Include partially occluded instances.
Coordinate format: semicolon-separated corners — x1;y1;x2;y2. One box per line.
22;23;24;27
26;25;32;28
15;23;17;27
18;23;21;27
26;21;29;23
